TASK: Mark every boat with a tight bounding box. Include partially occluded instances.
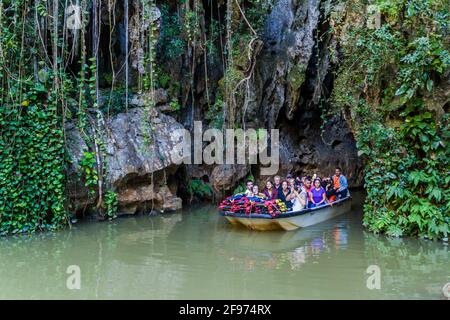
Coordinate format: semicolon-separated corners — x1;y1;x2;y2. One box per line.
219;196;352;231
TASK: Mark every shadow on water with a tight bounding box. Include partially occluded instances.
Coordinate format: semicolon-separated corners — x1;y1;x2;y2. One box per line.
0;190;448;299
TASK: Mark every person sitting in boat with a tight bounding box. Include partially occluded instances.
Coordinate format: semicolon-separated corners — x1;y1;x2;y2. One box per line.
263;180;278;200
321;176;329;189
322;177;337;202
302;177;313;193
301;176;307;185
245;180;254;196
290;178;297;191
278;180;294;209
309;178;327;208
273;175;282;195
295;176;303;188
291;185;307;211
251;184;266;198
332;167;348;199
284;174;292;188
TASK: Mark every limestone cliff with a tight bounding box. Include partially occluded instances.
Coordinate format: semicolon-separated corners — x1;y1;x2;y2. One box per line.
66;0;364;213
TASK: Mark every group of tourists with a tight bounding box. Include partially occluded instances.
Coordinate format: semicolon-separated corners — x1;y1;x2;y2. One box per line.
242;167;349;212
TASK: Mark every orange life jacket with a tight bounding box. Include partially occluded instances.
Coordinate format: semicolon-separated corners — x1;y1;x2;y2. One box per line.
333;175;340;190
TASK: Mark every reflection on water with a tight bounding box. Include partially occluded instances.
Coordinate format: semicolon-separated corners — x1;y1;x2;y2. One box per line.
0;191;448;299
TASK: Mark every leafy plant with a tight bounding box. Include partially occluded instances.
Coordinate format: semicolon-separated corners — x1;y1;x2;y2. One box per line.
80;151;98;197
0;84;68;235
104;190;118;220
100;87;128;115
330;0;449;240
205;93;224;129
158;4;186;60
170;98;181;111
187;178;213;199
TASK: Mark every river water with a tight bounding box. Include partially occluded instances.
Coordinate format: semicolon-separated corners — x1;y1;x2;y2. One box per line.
0;191;448;299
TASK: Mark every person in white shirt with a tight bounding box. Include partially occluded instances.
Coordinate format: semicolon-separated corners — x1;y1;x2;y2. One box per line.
291;185;307;211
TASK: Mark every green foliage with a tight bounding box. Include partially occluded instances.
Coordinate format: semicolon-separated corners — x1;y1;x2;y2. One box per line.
183;6;201;44
152;66;180;104
0;1;72;235
287;63;307;90
187;178;213;199
0;87;67;235
156;70;171;89
241;0;275;34
331;0;449;239
205;93;225;129
218;0;274;128
104;190;118;220
169;98;181;111
233;183;247;195
80;151;98;197
206;19;222;60
142;0;159;93
159;4;186;60
101;87;128;115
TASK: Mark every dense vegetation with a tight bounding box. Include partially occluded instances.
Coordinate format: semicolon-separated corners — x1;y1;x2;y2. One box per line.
0;0;120;234
0;1;69;234
331;0;449;239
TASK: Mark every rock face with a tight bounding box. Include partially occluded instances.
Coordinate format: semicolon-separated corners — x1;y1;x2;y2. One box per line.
210;164;250;193
129;88;169;107
276;115;363;187
180;164;250;201
239;0;363;186
244;0;321;129
66;107;184;215
66;0;364;215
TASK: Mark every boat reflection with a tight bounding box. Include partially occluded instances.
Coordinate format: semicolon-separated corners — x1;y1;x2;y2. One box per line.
332;223;348;249
213;219;350;271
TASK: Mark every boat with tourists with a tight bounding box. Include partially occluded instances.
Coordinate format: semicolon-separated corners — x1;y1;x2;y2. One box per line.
219;169;352;231
219;195;351;231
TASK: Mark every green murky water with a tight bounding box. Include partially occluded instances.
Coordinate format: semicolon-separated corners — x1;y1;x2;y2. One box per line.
0;191;448;299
